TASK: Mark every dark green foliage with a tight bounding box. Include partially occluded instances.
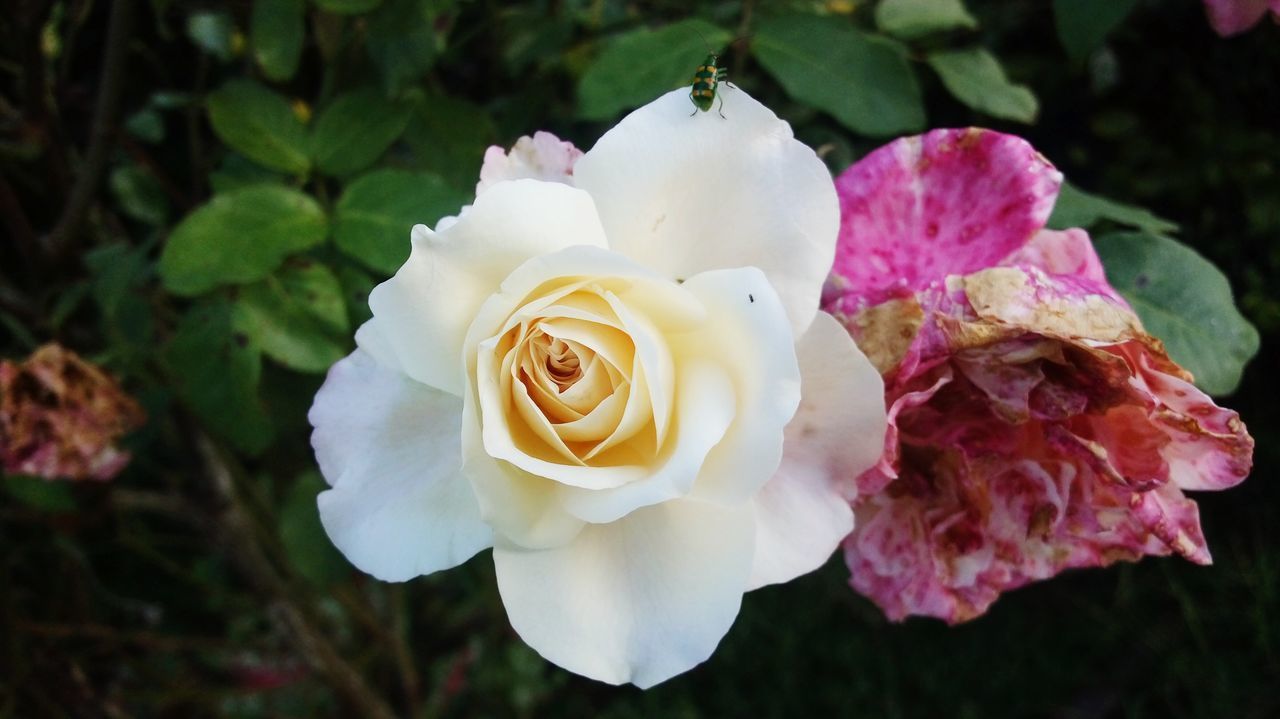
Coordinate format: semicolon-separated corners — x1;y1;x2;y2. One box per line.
0;1;1275;716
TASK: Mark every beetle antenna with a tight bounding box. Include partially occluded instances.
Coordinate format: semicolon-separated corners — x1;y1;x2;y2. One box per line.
692;25;716;54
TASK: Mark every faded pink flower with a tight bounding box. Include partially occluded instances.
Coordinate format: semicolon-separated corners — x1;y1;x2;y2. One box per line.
476;130;583;196
0;344;145;481
1203;0;1280;36
826;128;1254;623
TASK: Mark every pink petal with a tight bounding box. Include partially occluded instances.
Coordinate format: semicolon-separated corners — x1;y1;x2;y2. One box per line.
476;131;584;196
1202;0;1272;36
855;368;952;497
839;271;1252;623
1128;346;1253;491
1128;484;1212;565
830;128;1062;311
1000;228;1110;286
960;266;1137;341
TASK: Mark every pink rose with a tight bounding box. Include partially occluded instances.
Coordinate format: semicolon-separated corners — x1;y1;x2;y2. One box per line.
825;128;1254;623
1;344;146;482
1202;0;1280;36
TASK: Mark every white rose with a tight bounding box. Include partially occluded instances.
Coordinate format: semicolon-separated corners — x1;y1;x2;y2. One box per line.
309;88;886;687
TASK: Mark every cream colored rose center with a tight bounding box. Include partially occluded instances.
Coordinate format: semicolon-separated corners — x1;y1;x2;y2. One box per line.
490;280;668;470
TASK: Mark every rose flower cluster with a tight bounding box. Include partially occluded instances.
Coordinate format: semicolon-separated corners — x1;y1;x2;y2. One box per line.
308;93;1253;685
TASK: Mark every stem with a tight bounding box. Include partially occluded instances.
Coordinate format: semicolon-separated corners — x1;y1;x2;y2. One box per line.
14;621;226;652
193;433;397;719
43;0;136;262
0;175;41;279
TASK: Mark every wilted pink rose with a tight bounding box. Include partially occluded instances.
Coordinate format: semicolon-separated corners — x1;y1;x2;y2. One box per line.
1202;0;1280;36
826;128;1254;623
0;343;145;482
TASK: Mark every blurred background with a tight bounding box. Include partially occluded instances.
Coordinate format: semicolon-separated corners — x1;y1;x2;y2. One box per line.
0;0;1276;716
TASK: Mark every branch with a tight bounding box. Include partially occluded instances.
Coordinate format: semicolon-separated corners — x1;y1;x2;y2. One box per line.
193;433;397;719
0;174;41;279
42;0;136;261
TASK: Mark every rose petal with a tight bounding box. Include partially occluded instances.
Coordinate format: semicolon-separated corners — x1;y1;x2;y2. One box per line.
477;131;584;196
1132;349;1253;491
830;128;1062;311
1203;0;1274;35
311;350;492;581
1129;483;1212;564
573;88;839;335
493;498;754;688
1000;228;1111;287
369;180;608;395
678;268;803;506
961;266;1142;345
748;312;885;589
558;358;735;523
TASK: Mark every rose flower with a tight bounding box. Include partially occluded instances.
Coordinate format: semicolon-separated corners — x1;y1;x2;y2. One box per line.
1;343;145;482
824;128;1253;623
309;89;886;686
1202;0;1280;36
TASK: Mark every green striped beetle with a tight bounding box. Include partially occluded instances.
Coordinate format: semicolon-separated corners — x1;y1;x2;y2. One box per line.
689;52;732;118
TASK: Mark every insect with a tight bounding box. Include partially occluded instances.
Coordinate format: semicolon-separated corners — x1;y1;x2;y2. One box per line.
688;52;731;118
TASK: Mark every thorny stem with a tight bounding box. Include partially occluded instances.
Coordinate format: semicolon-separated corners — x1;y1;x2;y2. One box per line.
43;0;136;263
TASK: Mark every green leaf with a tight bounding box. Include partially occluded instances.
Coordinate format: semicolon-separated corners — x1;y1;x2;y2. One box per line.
310;89;412;177
206;80;311;174
875;0;978;39
186;11;235;61
234;261;349;373
159;185;328;296
334;169;469;274
926;48;1038;123
251;0;305;82
1053;0;1138;62
125;107;165;143
209;153;285;195
403;93;496;189
577;19;731;121
1048;181;1178;235
3;476;77;512
164;301;274;454
109;165;169;226
1095;232;1260;396
312;0;382;14
85;243;155;352
279;471;349;586
754;14;924;137
366;0;438;94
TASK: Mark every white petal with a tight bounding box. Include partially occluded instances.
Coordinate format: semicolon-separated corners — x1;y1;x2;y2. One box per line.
558;358;736;523
749;312;886;589
368;180;608;395
462;361;587;550
574;88;839;336
352;318;402;375
309;350;492;581
493;498;755;688
678;268;802;505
